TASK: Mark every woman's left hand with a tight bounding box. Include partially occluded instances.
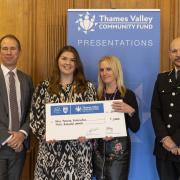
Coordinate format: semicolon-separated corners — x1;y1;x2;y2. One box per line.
112;100;135;114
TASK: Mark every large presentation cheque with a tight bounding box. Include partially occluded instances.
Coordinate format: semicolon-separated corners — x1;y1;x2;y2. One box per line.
46;100;127;141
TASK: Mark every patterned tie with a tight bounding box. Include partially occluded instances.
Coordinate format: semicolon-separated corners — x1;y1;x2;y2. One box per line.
9;71;20;131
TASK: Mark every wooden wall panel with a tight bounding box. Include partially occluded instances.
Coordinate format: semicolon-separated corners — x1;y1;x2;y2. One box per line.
174;0;180;37
105;0;158;9
0;0;180;179
73;0;89;8
158;0;180;71
34;0;74;84
88;0;112;8
0;0;34;75
159;0;173;71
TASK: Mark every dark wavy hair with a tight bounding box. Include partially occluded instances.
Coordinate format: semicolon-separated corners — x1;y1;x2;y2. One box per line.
48;45;88;95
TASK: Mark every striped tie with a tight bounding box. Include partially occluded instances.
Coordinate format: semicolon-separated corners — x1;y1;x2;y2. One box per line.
9;71;20;131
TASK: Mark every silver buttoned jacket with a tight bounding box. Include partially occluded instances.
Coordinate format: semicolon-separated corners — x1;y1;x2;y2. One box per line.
151;69;180;162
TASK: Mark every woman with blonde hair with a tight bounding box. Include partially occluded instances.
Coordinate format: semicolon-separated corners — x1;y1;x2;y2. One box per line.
93;55;140;180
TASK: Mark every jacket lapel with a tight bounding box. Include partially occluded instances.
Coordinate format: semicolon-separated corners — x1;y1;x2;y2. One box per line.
0;67;9;115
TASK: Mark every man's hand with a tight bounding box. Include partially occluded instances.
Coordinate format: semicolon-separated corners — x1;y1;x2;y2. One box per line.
7;131;25;149
14;144;24;152
170;147;179;155
173;147;180;156
161;136;176;151
170;147;180;156
177;148;180;155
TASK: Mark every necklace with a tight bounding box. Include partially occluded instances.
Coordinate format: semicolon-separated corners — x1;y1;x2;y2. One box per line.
104;89;118;100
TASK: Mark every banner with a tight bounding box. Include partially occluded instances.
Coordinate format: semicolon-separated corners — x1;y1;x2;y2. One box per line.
68;9;160;180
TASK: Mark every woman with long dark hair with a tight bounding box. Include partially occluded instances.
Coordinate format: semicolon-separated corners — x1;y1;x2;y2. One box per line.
30;46;97;180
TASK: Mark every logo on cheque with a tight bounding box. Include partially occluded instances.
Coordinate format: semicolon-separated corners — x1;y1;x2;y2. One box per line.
63;106;69;114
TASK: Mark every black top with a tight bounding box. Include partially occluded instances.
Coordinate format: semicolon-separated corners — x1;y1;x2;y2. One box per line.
103;89;140;132
94;89;140;159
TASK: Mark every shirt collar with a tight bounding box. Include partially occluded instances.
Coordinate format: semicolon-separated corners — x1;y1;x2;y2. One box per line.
1;64;17;76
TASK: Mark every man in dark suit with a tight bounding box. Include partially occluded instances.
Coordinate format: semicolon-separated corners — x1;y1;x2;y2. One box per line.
151;37;180;180
0;34;33;180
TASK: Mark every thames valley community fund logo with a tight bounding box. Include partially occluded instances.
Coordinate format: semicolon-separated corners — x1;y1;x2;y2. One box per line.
75;12;98;34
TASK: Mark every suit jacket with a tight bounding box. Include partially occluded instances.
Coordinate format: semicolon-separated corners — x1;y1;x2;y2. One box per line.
0;67;33;150
151;69;180;162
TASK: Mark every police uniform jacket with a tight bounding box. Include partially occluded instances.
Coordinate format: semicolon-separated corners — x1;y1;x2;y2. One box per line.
151;69;180;162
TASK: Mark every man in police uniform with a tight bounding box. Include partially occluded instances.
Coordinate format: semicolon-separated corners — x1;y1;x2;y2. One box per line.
151;37;180;180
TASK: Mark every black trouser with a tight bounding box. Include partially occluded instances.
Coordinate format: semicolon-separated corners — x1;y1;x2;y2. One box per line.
103;159;129;180
0;145;26;180
156;157;180;180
